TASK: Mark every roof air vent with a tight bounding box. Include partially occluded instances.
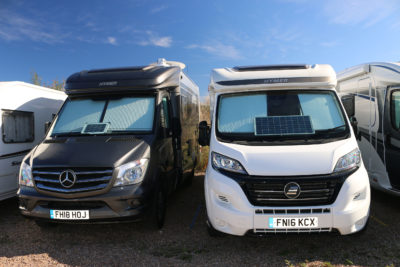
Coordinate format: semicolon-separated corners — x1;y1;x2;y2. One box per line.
233;64;310;72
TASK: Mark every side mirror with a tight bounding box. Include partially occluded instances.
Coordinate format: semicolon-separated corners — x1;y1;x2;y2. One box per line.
44;121;52;134
198;120;210;146
350;117;360;140
341;95;355;118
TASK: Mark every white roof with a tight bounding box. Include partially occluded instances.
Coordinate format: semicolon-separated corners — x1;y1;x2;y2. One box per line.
0;81;66;95
209;64;336;93
337;62;400;87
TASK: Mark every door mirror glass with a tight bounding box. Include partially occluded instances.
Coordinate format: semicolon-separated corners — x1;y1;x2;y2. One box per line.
198;120;210;146
341;95;355;118
391;91;400;130
45;121;52;134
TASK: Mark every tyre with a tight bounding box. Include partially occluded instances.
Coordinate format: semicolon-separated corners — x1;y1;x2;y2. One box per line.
182;168;195;187
149;184;167;229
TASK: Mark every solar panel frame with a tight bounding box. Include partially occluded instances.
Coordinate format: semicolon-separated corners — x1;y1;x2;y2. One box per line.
81;123;110;134
254;115;315;136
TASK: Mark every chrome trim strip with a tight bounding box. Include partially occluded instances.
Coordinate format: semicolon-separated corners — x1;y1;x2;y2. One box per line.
36;183;107;193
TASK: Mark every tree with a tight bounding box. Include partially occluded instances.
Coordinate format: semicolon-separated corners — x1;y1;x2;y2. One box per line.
30;71;65;91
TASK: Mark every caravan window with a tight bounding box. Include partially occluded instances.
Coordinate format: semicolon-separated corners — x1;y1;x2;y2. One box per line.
2;109;34;143
392;91;400;130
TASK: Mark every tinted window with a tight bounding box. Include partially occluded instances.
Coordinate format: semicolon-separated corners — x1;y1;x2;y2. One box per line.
2;109;34;143
392;91;400;130
161;97;170;128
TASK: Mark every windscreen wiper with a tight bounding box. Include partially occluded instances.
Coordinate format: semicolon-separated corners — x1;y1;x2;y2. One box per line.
315;125;346;134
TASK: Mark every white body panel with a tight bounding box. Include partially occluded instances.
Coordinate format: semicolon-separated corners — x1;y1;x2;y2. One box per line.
0;82;66;200
337;62;400;196
205;64;370;236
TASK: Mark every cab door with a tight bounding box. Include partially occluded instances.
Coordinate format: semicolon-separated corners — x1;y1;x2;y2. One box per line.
158;93;176;192
384;87;400;189
180;88;198;179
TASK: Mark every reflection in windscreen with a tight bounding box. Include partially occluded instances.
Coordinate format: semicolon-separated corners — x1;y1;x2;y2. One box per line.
52;97;155;135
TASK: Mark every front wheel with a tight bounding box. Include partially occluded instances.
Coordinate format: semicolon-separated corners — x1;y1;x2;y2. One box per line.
150;185;167;229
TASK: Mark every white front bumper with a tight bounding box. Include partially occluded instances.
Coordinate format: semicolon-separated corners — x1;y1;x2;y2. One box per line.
205;164;370;236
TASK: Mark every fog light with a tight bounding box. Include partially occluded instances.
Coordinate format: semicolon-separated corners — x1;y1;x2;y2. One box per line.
355;217;366;226
215;218;226;227
127;199;141;208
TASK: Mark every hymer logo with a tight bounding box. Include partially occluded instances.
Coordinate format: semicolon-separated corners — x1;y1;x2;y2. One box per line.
99;81;118;86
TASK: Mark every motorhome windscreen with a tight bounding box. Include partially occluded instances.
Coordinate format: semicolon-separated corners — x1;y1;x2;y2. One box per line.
51;96;155;136
392;91;400;130
216;90;348;142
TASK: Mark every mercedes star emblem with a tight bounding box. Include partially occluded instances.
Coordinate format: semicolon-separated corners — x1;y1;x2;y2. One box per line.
59;170;77;188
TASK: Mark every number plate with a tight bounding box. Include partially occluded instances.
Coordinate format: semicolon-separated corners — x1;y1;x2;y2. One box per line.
50;210;89;220
268;217;318;229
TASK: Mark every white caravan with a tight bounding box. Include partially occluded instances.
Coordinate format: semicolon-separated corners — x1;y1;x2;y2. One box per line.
0;82;65;200
198;64;370;236
337;62;400;196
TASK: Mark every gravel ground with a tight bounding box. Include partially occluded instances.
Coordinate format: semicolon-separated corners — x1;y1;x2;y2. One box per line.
0;173;399;267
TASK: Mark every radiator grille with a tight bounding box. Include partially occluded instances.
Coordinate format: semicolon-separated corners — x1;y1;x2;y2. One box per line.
219;168;355;207
33;167;113;194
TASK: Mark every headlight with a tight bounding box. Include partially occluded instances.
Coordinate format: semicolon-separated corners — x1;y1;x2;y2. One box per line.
334;148;361;172
211;152;247;174
19;162;34;187
114;159;149;187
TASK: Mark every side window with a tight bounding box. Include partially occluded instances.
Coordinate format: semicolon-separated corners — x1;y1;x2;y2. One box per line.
2;109;34;143
161;97;170;129
392;91;400;130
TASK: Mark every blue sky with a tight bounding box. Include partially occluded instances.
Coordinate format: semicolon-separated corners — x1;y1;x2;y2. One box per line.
1;0;400;96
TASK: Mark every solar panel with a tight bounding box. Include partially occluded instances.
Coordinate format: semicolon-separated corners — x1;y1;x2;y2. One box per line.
254;116;314;136
81;123;110;134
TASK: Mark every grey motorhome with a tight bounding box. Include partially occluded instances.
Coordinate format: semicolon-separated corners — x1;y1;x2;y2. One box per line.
0;82;65;201
18;59;200;228
337;62;400;196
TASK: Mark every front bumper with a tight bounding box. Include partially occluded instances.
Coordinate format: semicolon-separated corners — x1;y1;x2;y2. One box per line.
18;184;151;223
205;164;370;236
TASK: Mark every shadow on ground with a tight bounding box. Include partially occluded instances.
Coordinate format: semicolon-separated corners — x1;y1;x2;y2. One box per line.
0;174;399;266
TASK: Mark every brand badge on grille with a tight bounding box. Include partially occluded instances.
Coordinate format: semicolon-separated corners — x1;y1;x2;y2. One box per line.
59;170;77;188
284;182;301;199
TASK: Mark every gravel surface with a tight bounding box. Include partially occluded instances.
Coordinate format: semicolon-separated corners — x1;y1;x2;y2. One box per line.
0;173;399;266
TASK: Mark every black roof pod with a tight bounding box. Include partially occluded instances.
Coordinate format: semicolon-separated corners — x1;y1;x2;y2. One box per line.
64;64;182;96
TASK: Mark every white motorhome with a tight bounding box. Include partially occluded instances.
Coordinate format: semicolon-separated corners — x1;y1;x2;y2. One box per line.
198;64;370;236
337;62;400;196
0;82;65;200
